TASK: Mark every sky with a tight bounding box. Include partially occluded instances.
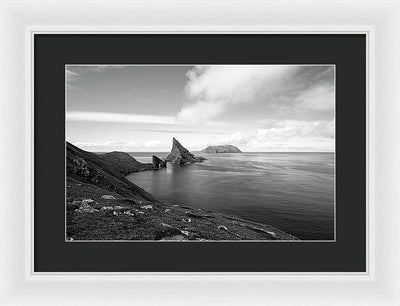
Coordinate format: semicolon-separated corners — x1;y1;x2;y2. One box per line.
66;65;335;152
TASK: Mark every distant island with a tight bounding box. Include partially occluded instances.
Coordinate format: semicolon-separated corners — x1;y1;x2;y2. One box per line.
201;145;242;154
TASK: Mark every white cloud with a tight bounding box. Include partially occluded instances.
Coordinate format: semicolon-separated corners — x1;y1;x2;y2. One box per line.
67;111;176;125
177;65;335;124
257;119;334;139
294;84;334;112
177;65;295;124
194;119;335;152
72;139;173;152
176;100;225;124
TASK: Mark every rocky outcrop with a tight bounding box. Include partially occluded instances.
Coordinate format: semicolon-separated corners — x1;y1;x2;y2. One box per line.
152;155;166;168
165;137;206;165
201;145;242;154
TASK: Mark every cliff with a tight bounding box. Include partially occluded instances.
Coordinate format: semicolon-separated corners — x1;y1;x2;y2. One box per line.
165;137;206;165
101;151;157;175
66;141;155;201
201;145;242;154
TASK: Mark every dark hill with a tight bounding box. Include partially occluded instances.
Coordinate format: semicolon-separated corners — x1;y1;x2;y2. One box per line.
66;142;155;201
100;151;156;175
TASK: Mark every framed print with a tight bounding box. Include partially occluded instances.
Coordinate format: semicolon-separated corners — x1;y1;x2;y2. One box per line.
35;34;364;272
1;0;399;305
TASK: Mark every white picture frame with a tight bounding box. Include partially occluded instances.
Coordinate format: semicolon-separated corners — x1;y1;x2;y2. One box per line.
1;0;399;305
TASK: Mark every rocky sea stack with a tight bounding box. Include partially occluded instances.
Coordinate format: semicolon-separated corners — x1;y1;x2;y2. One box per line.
165;137;206;165
152;155;167;168
201;145;242;154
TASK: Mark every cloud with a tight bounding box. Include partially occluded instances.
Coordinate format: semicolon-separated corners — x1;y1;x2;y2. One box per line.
129;128;227;135
72;140;172;152
197;119;335;152
67;111;175;125
177;65;295;124
177;65;334;124
257;120;334;140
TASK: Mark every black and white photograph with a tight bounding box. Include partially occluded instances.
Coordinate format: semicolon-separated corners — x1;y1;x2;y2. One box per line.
66;64;335;242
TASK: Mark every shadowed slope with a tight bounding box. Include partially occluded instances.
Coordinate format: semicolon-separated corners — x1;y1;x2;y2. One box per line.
66;142;155;201
101;151;156;175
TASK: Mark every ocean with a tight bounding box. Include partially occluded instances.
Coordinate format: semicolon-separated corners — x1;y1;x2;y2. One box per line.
126;152;335;240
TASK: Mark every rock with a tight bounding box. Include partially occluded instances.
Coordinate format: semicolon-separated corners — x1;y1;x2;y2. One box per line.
100;206;114;210
72;157;91;176
182;218;191;223
82;198;94;204
218;225;228;231
76;205;99;213
239;223;279;240
152;155;167;168
165;137;206;165
266;231;277;238
181;230;190;236
72;198;99;213
164;209;170;213
160;235;186;241
101;195;115;200
161;223;172;228
140;205;153;210
186;212;205;219
201;145;242;154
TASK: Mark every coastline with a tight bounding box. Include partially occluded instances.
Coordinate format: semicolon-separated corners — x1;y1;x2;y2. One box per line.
66;141;299;241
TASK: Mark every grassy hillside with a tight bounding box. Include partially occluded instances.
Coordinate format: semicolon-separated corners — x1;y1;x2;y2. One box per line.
67;141;155;201
100;151;156;175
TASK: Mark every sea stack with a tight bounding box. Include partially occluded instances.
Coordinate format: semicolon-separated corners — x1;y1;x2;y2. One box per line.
165;137;206;165
152;155;167;168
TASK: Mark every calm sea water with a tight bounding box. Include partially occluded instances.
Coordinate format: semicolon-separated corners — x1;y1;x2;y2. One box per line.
126;152;335;240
